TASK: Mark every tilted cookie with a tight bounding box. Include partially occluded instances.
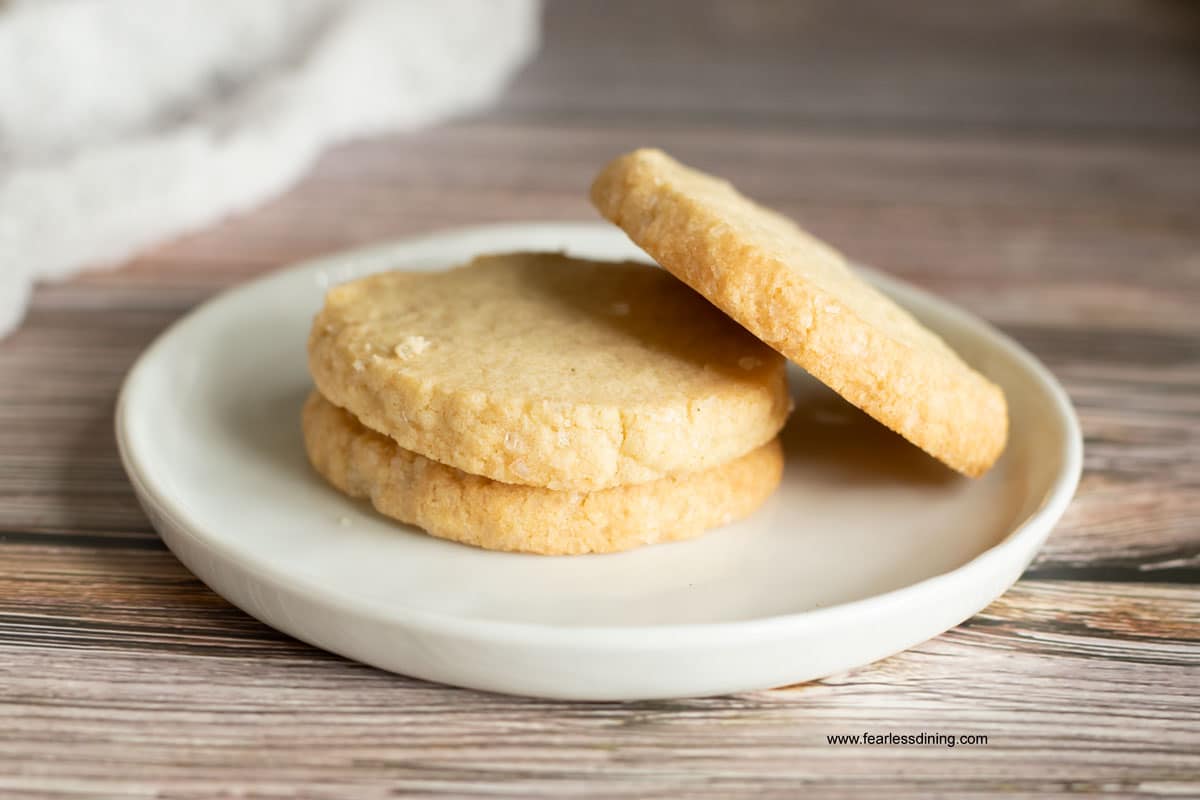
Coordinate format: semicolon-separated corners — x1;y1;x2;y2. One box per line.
308;252;791;490
302;392;784;555
591;148;1007;477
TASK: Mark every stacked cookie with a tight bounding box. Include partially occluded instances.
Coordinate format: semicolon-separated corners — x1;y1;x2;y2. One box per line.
304;149;1008;555
305;253;792;554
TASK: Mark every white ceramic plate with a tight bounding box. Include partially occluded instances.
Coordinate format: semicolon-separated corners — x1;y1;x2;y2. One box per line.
117;222;1081;701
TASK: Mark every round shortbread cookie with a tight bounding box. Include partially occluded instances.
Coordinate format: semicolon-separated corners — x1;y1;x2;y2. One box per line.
302;392;784;555
308;252;790;491
591;148;1007;477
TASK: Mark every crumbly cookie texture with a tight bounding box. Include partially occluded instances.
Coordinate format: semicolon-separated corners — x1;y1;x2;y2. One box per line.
302;392;784;555
591;148;1007;477
308;252;791;491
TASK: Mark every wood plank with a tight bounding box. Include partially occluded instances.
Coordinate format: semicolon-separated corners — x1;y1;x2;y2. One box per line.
512;0;1200;138
0;569;1195;797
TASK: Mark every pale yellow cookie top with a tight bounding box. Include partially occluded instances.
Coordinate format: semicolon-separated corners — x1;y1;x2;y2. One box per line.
308;252;791;490
591;148;1007;477
303;391;784;555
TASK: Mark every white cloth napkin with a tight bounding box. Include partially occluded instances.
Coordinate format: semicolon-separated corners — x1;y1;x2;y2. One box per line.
0;0;539;336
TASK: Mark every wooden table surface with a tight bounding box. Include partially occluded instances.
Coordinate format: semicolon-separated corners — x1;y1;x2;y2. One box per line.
2;1;1198;797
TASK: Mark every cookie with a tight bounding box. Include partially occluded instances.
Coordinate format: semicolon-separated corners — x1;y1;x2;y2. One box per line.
591;148;1007;477
302;392;784;555
308;252;791;491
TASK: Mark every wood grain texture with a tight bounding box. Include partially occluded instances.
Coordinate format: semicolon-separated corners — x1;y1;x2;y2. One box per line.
0;555;1196;798
1;0;1198;796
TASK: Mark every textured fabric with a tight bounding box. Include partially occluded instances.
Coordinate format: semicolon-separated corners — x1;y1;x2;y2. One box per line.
0;0;540;336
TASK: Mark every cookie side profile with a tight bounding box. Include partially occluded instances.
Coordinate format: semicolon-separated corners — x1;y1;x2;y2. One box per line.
591;148;1007;477
308;252;791;491
302;392;784;555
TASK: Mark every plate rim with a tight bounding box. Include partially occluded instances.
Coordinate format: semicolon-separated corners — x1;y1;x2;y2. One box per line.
116;221;1083;649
